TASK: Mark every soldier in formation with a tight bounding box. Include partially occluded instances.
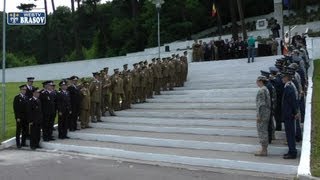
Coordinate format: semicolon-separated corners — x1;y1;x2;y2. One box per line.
255;44;309;159
14;52;189;150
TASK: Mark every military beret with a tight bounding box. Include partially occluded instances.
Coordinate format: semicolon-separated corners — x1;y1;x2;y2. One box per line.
269;67;279;73
260;70;270;78
59;80;67;86
19;84;27;89
257;75;267;81
27;77;35;81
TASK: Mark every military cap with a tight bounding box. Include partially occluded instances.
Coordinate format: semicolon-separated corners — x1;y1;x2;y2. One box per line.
184;51;187;54
281;70;294;77
156;58;160;61
288;63;299;70
19;84;27;89
59;80;68;86
69;76;79;81
42;80;54;86
114;68;119;72
260;70;270;78
123;64;128;67
148;64;152;67
104;67;109;70
139;61;143;64
27;77;35;82
151;58;156;61
269;67;279;73
92;72;99;76
144;60;148;64
257;75;268;81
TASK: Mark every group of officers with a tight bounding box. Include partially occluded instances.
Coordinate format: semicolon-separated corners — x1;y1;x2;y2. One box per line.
255;45;309;159
13;51;189;150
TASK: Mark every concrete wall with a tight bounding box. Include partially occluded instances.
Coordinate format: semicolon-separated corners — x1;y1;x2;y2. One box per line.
307;37;320;59
1;50;186;82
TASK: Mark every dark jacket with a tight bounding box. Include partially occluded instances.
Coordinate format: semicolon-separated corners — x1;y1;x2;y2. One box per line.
28;97;43;124
56;90;71;114
13;94;28;120
281;82;298;122
39;90;56;115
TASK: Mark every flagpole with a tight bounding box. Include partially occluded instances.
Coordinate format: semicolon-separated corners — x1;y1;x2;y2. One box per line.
2;0;6;140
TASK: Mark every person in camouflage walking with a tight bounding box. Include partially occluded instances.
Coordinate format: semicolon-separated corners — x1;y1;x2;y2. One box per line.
255;75;271;156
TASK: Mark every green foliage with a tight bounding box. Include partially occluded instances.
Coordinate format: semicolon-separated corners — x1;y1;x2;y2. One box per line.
0;0;319;68
312;59;320;176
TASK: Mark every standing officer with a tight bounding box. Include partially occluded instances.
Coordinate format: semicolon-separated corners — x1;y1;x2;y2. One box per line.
26;77;35;99
260;70;277;143
161;58;169;91
255;76;271;156
39;81;56;141
123;70;133;109
153;59;161;95
56;80;72;139
13;85;29;148
111;69;124;110
140;66;147;103
281;70;298;159
28;88;42;150
102;67;116;116
68;76;81;131
80;81;91;129
269;67;284;131
168;59;175;90
89;72;102;122
131;63;140;103
147;64;154;98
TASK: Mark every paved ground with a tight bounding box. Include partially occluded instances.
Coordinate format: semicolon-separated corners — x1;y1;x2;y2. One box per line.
0;149;288;180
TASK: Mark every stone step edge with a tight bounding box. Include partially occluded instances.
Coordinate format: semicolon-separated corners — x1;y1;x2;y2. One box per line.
89;123;285;139
68;132;292;155
41;142;297;175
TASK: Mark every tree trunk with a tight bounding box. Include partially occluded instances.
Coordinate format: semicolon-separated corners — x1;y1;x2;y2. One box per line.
44;0;48;16
51;0;56;12
71;0;75;13
237;0;247;39
229;0;238;40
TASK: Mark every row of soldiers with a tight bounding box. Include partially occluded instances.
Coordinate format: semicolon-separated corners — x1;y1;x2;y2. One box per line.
255;47;309;159
13;52;189;150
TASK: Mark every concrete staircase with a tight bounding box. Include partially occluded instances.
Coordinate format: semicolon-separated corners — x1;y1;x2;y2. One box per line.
41;56;300;178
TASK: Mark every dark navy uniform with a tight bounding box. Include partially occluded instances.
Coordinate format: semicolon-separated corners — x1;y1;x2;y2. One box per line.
39;81;56;141
269;67;284;131
13;86;29;148
28;89;43;150
282;81;298;158
56;82;72;139
67;76;81;131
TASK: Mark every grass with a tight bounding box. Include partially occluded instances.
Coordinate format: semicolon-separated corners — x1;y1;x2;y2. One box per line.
311;59;320;176
0;81;59;142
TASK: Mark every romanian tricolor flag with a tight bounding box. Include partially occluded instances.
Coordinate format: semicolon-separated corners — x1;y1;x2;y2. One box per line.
211;1;217;17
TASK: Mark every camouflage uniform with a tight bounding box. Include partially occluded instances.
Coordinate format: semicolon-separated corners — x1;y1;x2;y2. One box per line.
256;85;271;147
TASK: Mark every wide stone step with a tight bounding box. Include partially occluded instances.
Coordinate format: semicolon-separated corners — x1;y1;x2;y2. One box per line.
131;102;256;110
174;84;256;90
147;97;255;103
101;116;256;128
41;139;298;175
89;122;286;138
67;130;292;155
159;88;258;96
114;109;257;120
73;128;296;146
